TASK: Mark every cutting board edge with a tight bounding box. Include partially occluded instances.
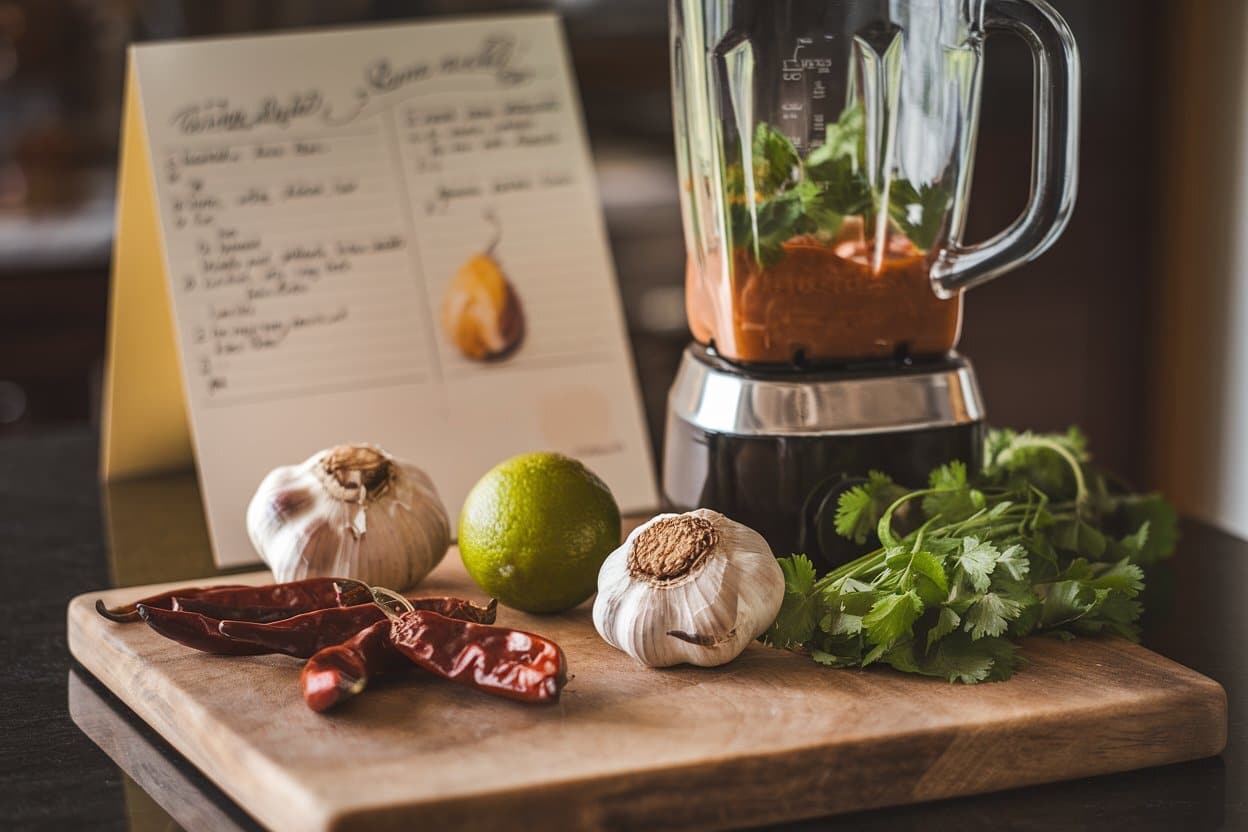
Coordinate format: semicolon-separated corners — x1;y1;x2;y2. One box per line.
68;585;1228;832
317;695;1227;832
67;594;339;832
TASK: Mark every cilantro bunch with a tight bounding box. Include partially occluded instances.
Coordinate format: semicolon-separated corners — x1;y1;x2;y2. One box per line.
765;428;1178;683
726;105;953;266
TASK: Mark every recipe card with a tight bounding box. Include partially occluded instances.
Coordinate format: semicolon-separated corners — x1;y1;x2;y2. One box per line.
101;14;658;566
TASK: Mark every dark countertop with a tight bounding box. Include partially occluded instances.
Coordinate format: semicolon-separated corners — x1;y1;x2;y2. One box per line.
1;428;1243;831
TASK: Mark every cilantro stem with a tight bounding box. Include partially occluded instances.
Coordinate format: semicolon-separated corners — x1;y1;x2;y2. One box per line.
876;489;938;549
815;504;1083;594
1002;437;1089;507
911;515;940;553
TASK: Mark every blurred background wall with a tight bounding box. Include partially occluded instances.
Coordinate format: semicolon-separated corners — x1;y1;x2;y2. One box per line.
0;0;1222;518
1153;0;1248;539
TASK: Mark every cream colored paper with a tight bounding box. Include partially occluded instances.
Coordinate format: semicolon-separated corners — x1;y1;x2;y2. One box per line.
102;15;657;566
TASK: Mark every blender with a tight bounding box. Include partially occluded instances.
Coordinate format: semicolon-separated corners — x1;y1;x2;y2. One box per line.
663;0;1079;570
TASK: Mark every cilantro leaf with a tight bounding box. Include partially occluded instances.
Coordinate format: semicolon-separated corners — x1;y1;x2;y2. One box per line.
984;429;1089;499
862;590;923;653
807;104;863;170
1119;495;1179;563
1085;558;1144;595
751;122;800;196
882;632;1018;684
781;553;818;594
765;555;821;648
820;580;878;641
1081;592;1143;640
1116;522;1151;561
954;537;999;591
753;189;806;267
909;551;950;604
818;575;875;638
806;158;872;221
884;547;949;604
911;639;997;683
732;108;874;267
805;105;870;216
963;592;1025;639
922;460;986;521
792;178;855;241
1036;580;1109;630
995;544;1030;582
888;179;951;250
1034;580;1089;628
1054;519;1107;559
928;633;1017;683
929;459;968;491
822;607;864;637
926;606;961;649
1010;596;1043;637
877;641;920;674
812;635;864;667
834;471;905;544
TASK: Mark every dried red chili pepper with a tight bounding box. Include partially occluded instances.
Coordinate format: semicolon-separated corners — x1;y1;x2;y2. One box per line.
170;598;293;623
174;593;495;626
171;597;313;623
418;596;498;625
182;577;365;618
217;604;388;658
136;605;270;656
300;620;409;712
387;610;567;704
335;580;498;624
219;595;500;659
96;585;252;623
98;578;367;624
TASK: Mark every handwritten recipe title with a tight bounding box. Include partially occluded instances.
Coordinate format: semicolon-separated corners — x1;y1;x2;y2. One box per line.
171;35;531;135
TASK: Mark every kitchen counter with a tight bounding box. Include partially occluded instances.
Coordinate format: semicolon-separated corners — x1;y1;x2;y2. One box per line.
1;427;1242;830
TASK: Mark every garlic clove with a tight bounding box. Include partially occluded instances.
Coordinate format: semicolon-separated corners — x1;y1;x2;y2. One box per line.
246;444;450;591
592;509;784;668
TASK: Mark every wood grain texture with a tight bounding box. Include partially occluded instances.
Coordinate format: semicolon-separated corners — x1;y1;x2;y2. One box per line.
67;554;1227;832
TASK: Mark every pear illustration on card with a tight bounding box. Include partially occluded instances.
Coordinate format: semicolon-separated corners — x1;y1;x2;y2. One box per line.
440;211;525;361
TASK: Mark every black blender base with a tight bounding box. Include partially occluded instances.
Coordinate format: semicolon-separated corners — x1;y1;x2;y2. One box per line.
663;421;983;572
662;344;985;573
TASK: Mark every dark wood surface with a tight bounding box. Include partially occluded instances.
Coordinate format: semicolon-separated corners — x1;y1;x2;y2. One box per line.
1;428;1245;831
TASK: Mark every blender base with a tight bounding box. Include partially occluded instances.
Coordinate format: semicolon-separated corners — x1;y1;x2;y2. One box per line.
662;344;985;572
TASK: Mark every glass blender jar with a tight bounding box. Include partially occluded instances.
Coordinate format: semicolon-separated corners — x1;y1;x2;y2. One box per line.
663;0;1079;568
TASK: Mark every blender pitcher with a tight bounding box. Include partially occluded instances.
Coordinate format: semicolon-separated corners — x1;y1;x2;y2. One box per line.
672;0;1079;365
663;0;1079;568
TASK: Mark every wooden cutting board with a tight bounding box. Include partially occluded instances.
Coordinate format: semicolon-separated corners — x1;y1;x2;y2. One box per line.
68;554;1227;832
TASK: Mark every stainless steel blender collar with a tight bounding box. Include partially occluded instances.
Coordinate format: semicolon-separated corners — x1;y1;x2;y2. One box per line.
667;346;985;437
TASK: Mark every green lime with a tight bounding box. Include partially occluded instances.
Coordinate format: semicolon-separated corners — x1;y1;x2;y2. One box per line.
458;452;621;613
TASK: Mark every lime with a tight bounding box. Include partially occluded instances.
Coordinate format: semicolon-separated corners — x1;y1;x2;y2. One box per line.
458;452;621;613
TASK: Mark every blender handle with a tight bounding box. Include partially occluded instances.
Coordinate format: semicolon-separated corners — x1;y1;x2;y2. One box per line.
930;0;1080;298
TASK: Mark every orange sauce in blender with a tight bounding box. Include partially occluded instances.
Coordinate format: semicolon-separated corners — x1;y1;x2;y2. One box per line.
687;232;962;365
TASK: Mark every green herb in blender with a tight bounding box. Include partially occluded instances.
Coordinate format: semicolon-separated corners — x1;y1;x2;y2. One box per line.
726;105;951;264
694;106;961;363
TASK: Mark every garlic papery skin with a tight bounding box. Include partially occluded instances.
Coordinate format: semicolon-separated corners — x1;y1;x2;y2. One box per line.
246;444;450;592
592;509;784;668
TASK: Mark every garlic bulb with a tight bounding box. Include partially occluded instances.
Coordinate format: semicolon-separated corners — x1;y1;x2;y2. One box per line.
246;444;450;591
592;509;784;668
